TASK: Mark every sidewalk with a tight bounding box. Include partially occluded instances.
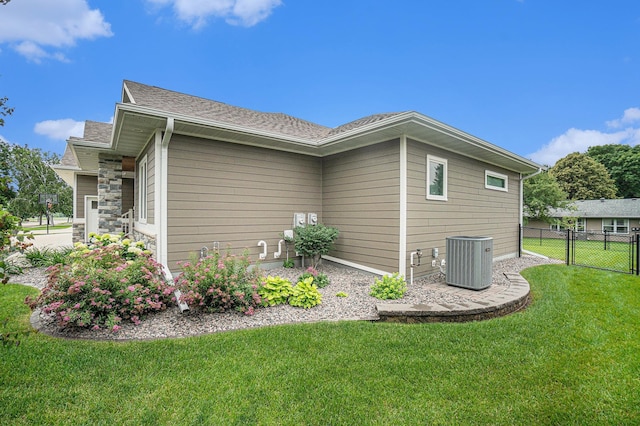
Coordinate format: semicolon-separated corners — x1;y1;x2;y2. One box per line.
22;222;73;249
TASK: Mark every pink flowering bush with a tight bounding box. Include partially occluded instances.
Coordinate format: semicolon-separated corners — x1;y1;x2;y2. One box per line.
26;235;175;332
175;250;262;315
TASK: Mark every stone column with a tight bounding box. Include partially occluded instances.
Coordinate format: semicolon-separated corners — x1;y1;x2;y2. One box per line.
98;154;123;235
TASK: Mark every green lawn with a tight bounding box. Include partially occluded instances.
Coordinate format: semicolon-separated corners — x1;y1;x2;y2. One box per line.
1;265;639;425
523;237;633;271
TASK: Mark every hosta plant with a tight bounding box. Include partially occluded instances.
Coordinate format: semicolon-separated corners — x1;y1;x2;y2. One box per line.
259;275;293;307
289;276;322;308
370;272;407;300
27;236;174;332
175;250;263;315
297;266;330;288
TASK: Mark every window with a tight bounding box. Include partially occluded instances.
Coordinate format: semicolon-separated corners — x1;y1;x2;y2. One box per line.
603;218;628;234
552;218;585;232
485;170;508;192
138;155;147;223
426;155;447;201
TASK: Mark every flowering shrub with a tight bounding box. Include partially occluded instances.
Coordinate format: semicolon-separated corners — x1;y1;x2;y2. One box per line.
289;276;322;308
297;266;330;288
27;234;174;332
259;276;293;307
175;250;262;315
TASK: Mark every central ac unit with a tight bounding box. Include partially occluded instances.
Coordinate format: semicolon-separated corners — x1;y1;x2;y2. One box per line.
445;236;493;290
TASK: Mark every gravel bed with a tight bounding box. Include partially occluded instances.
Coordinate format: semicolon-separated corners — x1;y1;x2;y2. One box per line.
9;256;560;341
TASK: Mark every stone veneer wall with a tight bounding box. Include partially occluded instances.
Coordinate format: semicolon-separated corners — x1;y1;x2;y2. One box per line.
98;154;122;235
133;229;157;258
72;223;85;243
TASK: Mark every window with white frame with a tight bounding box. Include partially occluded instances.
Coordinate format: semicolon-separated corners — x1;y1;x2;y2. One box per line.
552;218;586;232
138;155;148;223
602;218;628;234
485;170;508;192
426;155;447;201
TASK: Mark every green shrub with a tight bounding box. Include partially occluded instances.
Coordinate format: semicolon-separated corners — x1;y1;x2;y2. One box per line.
259;276;293;307
293;224;339;268
175;250;263;315
27;235;174;332
336;291;348;298
370;273;407;300
0;206;33;282
25;246;74;267
297;266;330;288
282;259;295;268
289;276;322;308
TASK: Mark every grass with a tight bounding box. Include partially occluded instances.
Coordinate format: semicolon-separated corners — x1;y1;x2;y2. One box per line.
523;237;633;271
22;223;72;234
1;265;639;425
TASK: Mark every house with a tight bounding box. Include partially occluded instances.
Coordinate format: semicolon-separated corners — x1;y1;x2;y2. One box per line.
53;80;542;278
527;198;640;235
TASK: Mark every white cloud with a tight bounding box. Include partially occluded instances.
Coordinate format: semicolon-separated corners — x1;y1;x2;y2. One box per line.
605;107;640;128
0;0;112;62
34;119;85;141
528;108;640;166
147;0;282;29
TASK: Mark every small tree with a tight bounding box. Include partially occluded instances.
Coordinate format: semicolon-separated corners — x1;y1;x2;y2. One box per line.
293;224;339;268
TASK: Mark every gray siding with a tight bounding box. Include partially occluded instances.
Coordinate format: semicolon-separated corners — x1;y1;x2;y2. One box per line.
322;139;401;272
75;174;97;219
167;135;322;269
406;139;521;277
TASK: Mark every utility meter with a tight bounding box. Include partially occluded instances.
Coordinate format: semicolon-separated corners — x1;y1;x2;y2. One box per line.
293;213;306;228
308;213;318;225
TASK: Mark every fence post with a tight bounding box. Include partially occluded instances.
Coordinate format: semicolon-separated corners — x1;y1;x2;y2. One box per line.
566;229;571;266
604;230;608;251
636;234;640;275
518;225;522;258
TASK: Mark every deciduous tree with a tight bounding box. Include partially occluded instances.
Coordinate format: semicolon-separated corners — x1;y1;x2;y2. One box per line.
587;144;640;198
523;172;569;223
550;152;617;200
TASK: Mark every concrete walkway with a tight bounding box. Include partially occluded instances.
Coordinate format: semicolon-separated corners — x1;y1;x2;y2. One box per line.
376;273;531;322
22;225;73;250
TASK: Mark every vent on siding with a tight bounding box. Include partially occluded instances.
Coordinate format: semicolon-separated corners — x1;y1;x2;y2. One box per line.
445;236;493;290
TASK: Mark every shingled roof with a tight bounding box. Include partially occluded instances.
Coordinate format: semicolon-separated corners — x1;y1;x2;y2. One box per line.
68;120;112;145
551;198;640;218
123;80;405;142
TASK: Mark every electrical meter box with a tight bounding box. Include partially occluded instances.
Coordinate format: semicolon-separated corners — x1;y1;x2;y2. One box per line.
293;213;306;228
308;213;318;225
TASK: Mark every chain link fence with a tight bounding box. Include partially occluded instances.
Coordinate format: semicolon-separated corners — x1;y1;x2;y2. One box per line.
522;226;639;275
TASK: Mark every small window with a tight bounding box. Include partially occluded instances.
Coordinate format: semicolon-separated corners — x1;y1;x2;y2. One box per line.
426;155;447;201
138;155;148;223
485;170;508;192
603;218;628;234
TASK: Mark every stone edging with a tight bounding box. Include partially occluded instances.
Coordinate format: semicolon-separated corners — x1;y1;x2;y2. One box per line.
375;272;531;323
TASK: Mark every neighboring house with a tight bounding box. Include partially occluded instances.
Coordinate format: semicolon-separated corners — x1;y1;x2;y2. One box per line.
527;198;640;235
53;80;542;277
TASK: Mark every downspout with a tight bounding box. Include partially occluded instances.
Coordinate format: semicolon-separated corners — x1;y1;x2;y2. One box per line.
520;167;543;255
399;135;408;275
158;117;174;267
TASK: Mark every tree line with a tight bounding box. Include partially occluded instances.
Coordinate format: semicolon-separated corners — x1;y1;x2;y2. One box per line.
0;95;72;224
524;144;640;223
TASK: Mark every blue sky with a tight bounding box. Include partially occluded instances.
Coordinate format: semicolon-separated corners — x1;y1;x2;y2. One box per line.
0;0;639;166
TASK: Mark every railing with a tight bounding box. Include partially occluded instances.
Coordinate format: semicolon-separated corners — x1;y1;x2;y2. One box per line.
121;208;134;238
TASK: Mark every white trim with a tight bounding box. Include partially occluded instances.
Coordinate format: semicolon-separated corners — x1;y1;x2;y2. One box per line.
399;135;407;275
137;154;148;223
426;154;448;201
158;118;174;266
73;173;78;219
133;221;155;236
485;170;509;192
322;255;390;276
